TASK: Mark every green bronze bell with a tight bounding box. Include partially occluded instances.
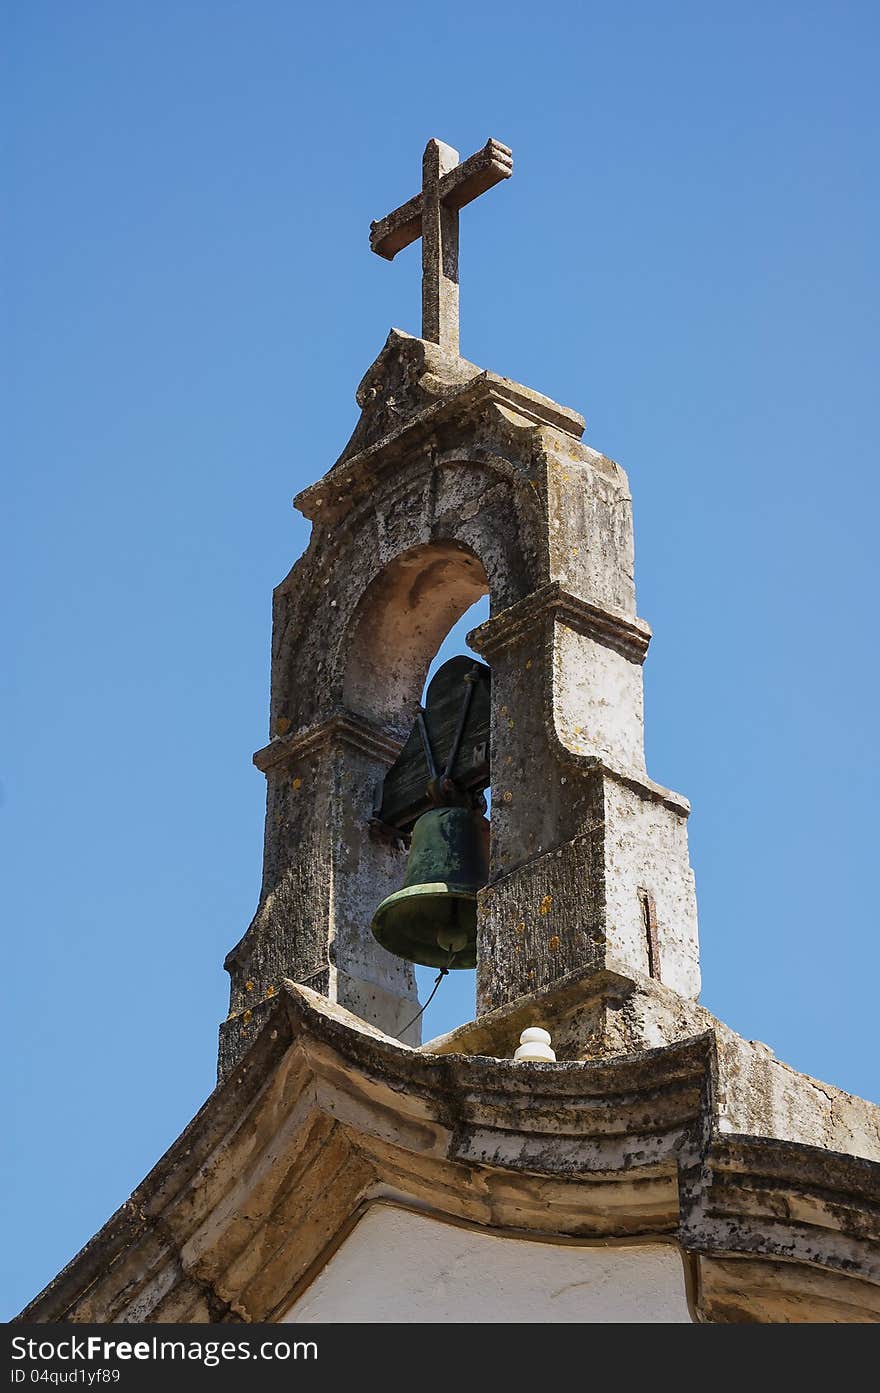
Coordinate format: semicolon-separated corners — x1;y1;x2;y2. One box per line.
370;805;490;969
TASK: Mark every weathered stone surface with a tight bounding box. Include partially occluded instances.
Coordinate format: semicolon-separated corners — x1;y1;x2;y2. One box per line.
424;961;880;1164
697;1256;880;1323
19;983;880;1324
370;137;513;354
222;329;697;1077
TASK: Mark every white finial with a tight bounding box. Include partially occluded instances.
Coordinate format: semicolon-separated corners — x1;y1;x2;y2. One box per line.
514;1026;556;1062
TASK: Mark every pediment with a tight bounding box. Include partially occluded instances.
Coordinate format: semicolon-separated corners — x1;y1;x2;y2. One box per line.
19;981;880;1324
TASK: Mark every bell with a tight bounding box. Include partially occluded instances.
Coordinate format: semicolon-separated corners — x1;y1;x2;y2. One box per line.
371;806;490;969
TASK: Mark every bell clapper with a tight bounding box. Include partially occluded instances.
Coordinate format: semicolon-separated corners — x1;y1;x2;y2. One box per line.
437;927;468;954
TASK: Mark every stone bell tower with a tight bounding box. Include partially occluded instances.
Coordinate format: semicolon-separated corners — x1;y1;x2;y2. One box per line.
219;136;699;1079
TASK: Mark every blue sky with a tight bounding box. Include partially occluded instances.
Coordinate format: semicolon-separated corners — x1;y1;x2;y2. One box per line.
3;0;878;1317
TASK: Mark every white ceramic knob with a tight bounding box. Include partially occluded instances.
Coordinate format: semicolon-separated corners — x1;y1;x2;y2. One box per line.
514;1026;556;1062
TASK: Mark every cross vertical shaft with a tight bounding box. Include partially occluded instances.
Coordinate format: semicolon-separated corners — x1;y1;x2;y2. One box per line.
370;137;513;357
421;140;460;354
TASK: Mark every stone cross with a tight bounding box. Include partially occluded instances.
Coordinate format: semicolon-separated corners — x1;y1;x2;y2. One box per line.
370;138;513;356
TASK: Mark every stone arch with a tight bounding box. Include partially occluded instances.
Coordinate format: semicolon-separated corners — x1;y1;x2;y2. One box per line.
270;450;540;737
343;540;490;731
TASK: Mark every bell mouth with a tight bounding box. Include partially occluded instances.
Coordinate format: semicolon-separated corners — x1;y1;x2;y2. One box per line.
370;883;478;969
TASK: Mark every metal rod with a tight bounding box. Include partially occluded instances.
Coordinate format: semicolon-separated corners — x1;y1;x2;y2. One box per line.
416;709;439;780
442;666;480;781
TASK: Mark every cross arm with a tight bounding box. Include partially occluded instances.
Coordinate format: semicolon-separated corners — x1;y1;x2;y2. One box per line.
370;191;424;261
439;138;513;213
370;139;513;262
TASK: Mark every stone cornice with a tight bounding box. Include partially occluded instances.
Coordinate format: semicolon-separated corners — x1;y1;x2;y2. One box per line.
295;374;585;524
18;983;880;1324
253;711;403;774
469;581;652;664
572;756;691;817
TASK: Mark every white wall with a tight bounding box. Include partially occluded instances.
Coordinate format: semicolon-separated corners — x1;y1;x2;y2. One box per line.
282;1204;693;1323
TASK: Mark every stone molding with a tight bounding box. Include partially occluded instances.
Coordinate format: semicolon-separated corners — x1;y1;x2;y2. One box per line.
252;710;403;774
470;580;652;665
295;372;584;524
18;984;880;1324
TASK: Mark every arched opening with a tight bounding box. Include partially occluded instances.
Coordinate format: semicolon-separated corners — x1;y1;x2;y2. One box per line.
343;543;491;1042
343;542;489;734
